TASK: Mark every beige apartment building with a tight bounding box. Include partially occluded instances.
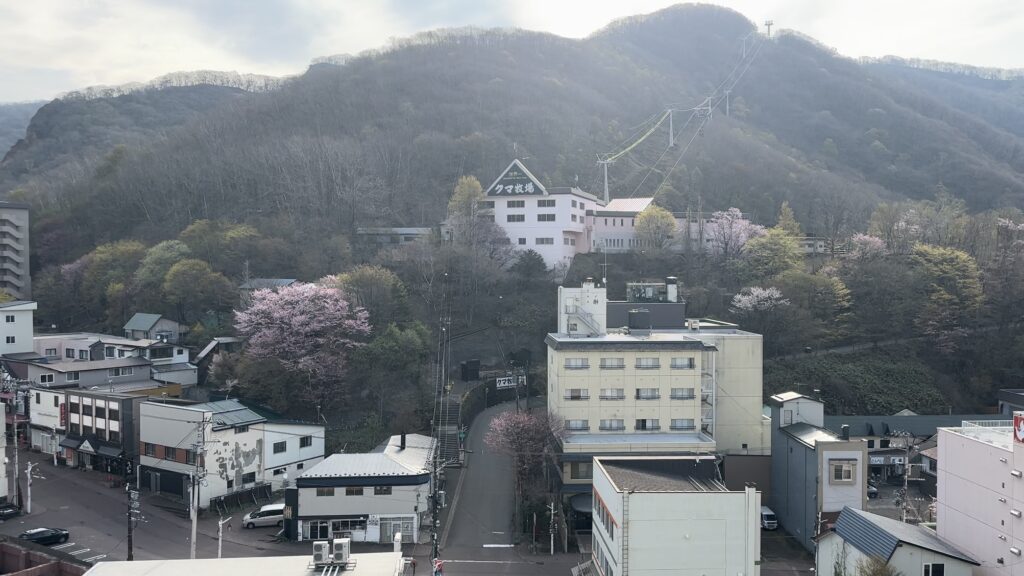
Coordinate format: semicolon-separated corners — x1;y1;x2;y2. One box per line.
0;202;30;299
547;279;770;494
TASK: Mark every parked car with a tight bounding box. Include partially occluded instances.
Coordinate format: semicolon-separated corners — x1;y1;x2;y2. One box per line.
243;503;286;529
760;506;778;530
0;504;21;520
867;484;879;499
19;528;69;545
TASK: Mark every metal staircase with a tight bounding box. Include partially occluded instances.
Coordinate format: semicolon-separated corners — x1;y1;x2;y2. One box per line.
565;305;601;336
436;394;462;467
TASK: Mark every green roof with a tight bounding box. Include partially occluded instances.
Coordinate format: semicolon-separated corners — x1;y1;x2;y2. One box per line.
123;313;163;331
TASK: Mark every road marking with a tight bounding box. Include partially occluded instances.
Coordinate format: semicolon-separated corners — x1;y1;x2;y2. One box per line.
481;544;515;548
83;554;107;562
70;548;91;556
52;543;75;550
444;558;530;563
492;531;505;534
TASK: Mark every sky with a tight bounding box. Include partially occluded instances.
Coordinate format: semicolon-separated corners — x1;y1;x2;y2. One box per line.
2;0;1022;102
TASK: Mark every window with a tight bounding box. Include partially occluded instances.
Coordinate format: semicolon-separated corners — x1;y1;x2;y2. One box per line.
82;404;92;416
164;447;177;461
374;486;393;495
108;367;134;377
235;425;249;434
599;388;625;400
53;396;58;407
39;374;54;384
565;419;590;431
79;350;88;360
185;450;195;465
345;487;364;496
564;358;589;370
572;200;578;208
564;237;571;245
537;214;556;222
599;419;625;431
830;460;857;484
109;408;119;421
242;472;256;484
82;425;92;436
671;419;696;430
69;401;79;414
635;388;660;400
518;238;526;245
600;358;624;369
671;357;695;369
108;430;120;443
69;423;80;435
635;357;660;369
300;436;313;448
105;346;115;358
304;520;330;540
507;200;525;208
4;336;11;344
94;406;106;419
65;349;75;359
594;495;615;541
535;238;554;245
118;349;126;358
66;372;80;382
273;468;285;476
635;419;660;431
923;564;945;576
35;393;39;404
538;199;556;207
45;348;57;356
227;479;234;490
297;463;304;470
4;315;13;323
571;214;577;223
570;462;593;479
671;388;696;400
316;487;335;497
149;347;173;360
867;439;875;449
273;441;287;454
506;214;525;223
880;439;891;448
564;389;590;400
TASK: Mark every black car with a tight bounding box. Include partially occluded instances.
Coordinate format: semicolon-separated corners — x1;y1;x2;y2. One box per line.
0;504;20;520
19;528;69;545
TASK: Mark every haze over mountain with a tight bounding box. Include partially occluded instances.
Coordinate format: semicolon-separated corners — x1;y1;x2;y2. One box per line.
3;4;1024;271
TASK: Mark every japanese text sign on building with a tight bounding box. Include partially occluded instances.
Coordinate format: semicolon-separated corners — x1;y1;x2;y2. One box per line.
496;376;516;390
1014;412;1024;444
487;162;542;197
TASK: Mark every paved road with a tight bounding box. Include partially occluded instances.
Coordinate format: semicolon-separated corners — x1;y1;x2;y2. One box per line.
0;448;302;562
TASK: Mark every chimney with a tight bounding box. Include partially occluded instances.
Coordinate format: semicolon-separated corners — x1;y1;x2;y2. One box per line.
841;425;850;441
400;432;406;450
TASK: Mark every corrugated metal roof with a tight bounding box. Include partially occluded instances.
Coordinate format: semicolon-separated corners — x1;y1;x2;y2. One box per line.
782;422;839;447
123;313;162;331
300;433;434;479
596;197;653;214
187;399;266;429
835;507;978;565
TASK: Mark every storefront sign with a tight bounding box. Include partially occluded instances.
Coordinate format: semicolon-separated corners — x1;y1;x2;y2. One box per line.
870;456;885;465
59;403;66;427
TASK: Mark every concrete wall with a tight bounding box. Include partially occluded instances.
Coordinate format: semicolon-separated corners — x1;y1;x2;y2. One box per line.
771;422;818;552
722;454;771;505
492;193;593;268
0;304;34;355
592;461;623;574
260;422;324;489
692;331;768;455
817;532;974;576
296;483;426;517
819;446;867;514
627;489;760;576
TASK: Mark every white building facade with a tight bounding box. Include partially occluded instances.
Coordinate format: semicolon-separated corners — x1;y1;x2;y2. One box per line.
28;387;65;456
591;456;760;576
936;416;1024;576
0;300;35;355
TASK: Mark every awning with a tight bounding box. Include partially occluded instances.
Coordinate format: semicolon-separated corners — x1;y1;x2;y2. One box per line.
97;445;123;458
570;493;593;514
59;437;82;450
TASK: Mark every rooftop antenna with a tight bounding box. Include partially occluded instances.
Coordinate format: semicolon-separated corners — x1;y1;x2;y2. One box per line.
764;19;774;38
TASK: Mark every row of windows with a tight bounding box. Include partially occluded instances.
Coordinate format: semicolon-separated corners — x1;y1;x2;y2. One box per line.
506;214;559;223
515;237;575;246
315;486;393;497
143;442;197;464
67;423;121;442
38;372;80;384
66;401;120;421
272;436;314;453
563;387;696;400
566;418;696;431
502;199;577;209
564;357;695;370
593;492;616;540
271;462;305;476
5;314;14;323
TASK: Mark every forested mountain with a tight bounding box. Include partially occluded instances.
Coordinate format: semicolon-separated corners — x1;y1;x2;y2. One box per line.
4;3;1024;272
0;102;44;158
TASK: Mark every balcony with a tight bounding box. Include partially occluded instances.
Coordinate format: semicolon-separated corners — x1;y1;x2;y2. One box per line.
563;394;591;401
599;423;625;431
635;426;661;432
671;392;696;400
671;424;697;431
564;364;590;371
635;393;661;401
634;364;661;370
599;393;625;401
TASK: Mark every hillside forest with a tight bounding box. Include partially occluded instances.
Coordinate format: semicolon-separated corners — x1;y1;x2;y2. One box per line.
3;5;1024;440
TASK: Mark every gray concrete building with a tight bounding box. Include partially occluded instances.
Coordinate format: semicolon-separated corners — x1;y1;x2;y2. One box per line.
0;202;30;299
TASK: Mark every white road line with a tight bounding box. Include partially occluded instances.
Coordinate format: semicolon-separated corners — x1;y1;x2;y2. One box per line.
481;544;515;548
52;543;75;550
83;554;107;562
69;548;91;556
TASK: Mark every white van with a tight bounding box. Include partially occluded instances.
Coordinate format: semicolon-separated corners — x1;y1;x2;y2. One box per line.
760;506;778;530
243;503;286;529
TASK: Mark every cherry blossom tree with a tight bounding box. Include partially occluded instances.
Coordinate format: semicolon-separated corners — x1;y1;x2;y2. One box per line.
234;282;371;409
849;233;886;261
706;208;765;261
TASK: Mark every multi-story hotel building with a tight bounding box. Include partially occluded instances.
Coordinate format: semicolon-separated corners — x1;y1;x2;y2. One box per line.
0;202;30;299
547;278;770;495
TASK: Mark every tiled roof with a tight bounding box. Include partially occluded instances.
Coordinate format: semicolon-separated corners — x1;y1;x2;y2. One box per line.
834;507;978;565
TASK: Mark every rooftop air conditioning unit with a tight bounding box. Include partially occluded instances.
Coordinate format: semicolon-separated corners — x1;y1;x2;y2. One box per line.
312;540;330;565
332;537;351;564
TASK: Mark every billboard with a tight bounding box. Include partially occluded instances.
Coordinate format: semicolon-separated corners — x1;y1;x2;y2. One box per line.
496;376;516;390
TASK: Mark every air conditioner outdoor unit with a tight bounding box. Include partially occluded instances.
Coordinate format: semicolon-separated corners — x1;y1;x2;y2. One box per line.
332;537;351;564
312;540;330;564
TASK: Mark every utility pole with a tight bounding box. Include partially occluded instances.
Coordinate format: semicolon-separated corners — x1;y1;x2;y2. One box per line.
668;109;675;148
218;515;232;558
24;461;34;514
51;426;57;467
548;501;556;556
764;19;774;38
127;485;139;561
189;418;207;560
598;159;611;204
189;473;198;560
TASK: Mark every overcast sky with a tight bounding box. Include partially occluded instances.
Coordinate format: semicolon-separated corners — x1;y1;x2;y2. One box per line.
2;0;1021;102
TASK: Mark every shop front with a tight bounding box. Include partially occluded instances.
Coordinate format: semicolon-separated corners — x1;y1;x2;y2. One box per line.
59;435;130;475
